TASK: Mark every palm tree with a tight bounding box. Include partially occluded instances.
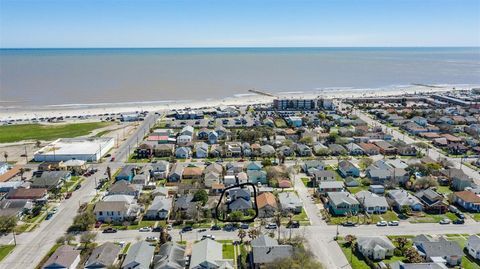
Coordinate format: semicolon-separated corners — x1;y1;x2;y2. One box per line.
273;212;282;240
35;140;41;148
237;229;246;243
3;152;8;163
248;229;259;241
287;213;294;240
395;237;409;254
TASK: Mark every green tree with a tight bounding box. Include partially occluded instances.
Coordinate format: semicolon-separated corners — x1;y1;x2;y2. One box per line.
228;211;244;221
0;215;17;245
405;247;424;263
359;157;374;169
80;232;97;249
193;189;208;206
71;212;95;231
237;229;246;243
395;237;409;254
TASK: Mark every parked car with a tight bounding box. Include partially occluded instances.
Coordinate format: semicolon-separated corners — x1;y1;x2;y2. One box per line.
223;224;237;231
95;221;102;228
198;228;207;233
103;227;117;233
181;226;193;233
455;212;465;219
453;219;465;225
376;221;388;227
265;223;277;229
342;221;355;227
388;221;399;226
45;212;54;220
287;221;300;228
449;205;459;213
240;223;249;229
75;184;82;190
439;218;451;225
211;225;221;231
146;236;158;242
65;192;72;199
152;227;163;232
139;227;152;232
201;234;215;240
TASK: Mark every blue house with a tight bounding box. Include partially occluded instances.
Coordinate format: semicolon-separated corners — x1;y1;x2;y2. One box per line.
338;160;360;178
115;165;137;182
286;116;303;128
208;131;219;144
454;191;480;212
246;161;263;171
247;170;267;184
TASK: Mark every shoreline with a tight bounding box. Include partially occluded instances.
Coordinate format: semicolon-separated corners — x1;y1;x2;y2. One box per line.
1;84;478;121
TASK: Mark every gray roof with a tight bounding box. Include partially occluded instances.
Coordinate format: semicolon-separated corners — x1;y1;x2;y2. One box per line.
174;195;193;210
85;242;121;268
414;237;463;259
327;192;359;206
318;181;344;189
390;261;448;269
357;236;395;251
467;235;480;250
228;197;252;211
355;191;388;208
190;239;223;268
251;235;293;264
153;242;185;269
277;192;303;209
147;197;173;213
43;245;80;269
388;189;422;207
122;241;155;269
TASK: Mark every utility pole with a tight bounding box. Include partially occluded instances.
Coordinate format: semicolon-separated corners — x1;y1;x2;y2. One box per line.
24;145;28;163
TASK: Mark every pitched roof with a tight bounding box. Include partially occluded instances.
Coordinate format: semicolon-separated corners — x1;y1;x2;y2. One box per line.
43;245;80;269
190;239;223;268
256;192;277;209
153;242;185;269
122;241;155;269
454;191;480;203
85;242;121;268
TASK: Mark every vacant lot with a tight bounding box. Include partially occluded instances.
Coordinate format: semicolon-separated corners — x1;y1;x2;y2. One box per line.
0;122;111;143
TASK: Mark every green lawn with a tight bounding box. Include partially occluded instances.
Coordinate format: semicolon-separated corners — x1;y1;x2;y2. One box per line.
471;213;480;222
347;185;369;194
338;241;370;269
0;245;15;261
222;243;235;259
327;211;398;225
409;212;457;223
436;185;453;194
0;122;111;143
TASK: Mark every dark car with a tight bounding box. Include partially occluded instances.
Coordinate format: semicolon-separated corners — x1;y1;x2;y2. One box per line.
152;227;163;232
198;228;207;233
240;223;249;229
181;226;193;232
455;212;465;219
45;212;54;220
75;184;82;190
65;192;72;199
453;219;465;224
223;224;237;231
342;221;356;227
103;227;118;233
287;221;300;228
211;225;221;231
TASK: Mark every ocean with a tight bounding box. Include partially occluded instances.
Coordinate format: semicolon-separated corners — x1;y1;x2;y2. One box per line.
0;47;479;107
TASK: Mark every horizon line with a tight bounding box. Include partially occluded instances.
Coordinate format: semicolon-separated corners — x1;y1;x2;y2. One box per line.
1;46;480;50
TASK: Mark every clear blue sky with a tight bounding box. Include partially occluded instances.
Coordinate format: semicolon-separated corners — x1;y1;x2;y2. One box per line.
1;0;479;48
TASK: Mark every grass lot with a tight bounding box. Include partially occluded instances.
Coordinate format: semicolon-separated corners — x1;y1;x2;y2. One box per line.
328;211;399;225
347;185;369;194
111;220;161;230
222;243;235;259
408;212;457;223
61;176;83;193
436;185;453;194
0;245;15;261
471;213;480;222
0;122;111;143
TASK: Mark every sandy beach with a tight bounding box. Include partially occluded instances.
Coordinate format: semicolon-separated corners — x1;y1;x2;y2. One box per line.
0;84;478;121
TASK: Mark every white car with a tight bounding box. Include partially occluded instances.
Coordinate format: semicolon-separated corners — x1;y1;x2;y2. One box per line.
439;218;451;225
201;234;216;240
388;221;399;226
139;227;152;232
376;221;388;227
266;223;277;229
145;236;158;242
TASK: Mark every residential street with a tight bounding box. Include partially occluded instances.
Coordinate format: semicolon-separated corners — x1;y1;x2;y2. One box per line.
353;108;480;184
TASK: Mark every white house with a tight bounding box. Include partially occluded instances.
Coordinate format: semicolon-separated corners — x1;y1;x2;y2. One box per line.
357;236;395;260
466;235;480;260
